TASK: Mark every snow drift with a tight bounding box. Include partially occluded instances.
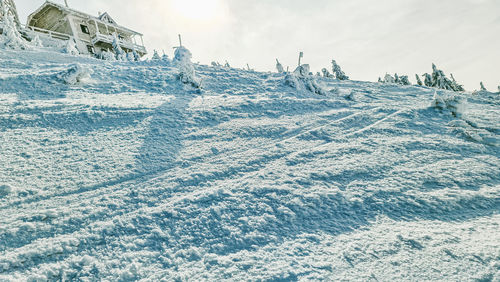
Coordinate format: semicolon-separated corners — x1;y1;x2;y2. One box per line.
0;47;498;281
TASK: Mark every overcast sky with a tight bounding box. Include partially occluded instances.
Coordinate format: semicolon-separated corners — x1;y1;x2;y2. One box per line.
15;0;500;90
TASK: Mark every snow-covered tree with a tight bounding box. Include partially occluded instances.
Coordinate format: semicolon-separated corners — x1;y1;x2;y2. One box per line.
100;49;115;61
498;85;500;93
132;50;141;62
415;74;423;86
0;5;28;50
423;73;432;87
285;64;328;95
322;68;333;78
480;82;487;91
224;61;230;68
173;46;201;88
63;38;79;55
384;73;395;83
112;33;126;61
394;73;400;84
378;77;383;83
30;35;43;47
450;74;464;92
400;75;411;86
276;59;284;73
331;60;349;80
161;52;169;62
126;51;135;62
151;50;161;60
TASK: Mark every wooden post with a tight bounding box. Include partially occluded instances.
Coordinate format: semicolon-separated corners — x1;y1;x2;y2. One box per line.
298;52;303;67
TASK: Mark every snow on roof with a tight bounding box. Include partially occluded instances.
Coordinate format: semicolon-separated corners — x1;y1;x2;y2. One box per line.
28;0;142;36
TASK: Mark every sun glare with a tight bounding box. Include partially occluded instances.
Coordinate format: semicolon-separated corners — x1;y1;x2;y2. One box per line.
171;0;224;21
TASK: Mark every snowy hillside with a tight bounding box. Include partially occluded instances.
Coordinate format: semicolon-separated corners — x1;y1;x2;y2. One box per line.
0;48;499;281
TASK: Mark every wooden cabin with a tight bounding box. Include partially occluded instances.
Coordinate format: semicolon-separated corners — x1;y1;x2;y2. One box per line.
26;1;147;57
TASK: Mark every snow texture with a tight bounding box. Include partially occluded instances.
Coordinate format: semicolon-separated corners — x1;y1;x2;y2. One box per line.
0;47;499;281
56;63;93;85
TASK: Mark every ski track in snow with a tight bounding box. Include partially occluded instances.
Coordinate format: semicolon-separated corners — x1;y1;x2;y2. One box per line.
0;49;499;281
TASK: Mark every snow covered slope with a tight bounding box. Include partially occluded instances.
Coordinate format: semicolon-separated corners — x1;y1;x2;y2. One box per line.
0;48;499;281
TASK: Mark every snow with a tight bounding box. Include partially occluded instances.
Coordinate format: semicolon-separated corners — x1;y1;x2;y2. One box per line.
0;47;499;281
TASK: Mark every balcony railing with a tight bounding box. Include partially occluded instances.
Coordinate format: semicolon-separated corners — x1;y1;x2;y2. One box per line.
23;25;72;41
91;33;146;54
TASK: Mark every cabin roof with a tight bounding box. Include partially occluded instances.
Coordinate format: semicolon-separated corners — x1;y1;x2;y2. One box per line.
27;1;143;36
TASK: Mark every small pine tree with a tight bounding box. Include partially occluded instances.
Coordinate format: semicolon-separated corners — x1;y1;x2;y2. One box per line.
224;61;230;68
112;33;126;60
423;73;433;87
64;38;79;55
173;46;201;88
450;74;464;92
400;75;411;86
276;59;284;73
322;68;332;78
498;85;500;93
384;73;395;83
415;74;423;86
30;35;43;47
394;73;400;84
331;60;349;80
378;77;382;83
480;82;486;91
151;50;161;60
132;49;140;61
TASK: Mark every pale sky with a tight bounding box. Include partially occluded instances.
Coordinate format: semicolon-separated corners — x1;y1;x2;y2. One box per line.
15;0;500;90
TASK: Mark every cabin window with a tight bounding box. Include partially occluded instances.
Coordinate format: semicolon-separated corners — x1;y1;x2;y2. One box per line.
80;24;90;34
87;45;95;54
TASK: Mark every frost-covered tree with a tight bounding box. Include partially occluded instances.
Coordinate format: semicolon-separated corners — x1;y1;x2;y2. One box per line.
112;33;126;61
63;38;79;55
132;49;141;62
378;77;383;83
100;49;115;61
276;59;284;73
0;5;28;50
126;52;135;62
423;73;432;87
224;61;230;68
394;73;400;84
415;74;423;86
428;63;464;92
480;82;487;91
498;85;500;93
331;60;349;80
322;68;332;78
384;73;395;83
161;52;169;62
173;46;201;88
151;50;161;60
400;75;411;86
30;35;43;47
285;64;328;95
450;74;464;92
